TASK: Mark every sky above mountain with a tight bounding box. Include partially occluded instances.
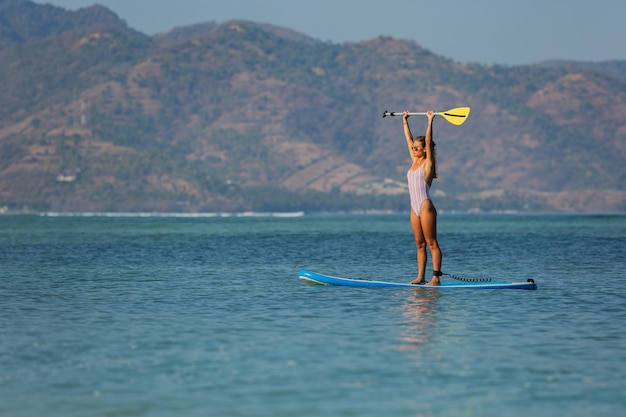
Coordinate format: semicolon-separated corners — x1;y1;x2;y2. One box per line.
35;0;625;65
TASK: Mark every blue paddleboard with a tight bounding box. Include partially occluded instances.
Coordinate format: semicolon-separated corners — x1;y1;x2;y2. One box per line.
298;269;537;290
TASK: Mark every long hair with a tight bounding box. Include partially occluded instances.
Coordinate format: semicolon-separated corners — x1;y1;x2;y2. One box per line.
414;135;437;179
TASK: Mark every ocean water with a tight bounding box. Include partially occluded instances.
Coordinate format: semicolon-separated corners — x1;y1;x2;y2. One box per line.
1;212;625;417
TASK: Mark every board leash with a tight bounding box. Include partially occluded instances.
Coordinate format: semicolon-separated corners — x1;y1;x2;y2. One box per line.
441;271;493;282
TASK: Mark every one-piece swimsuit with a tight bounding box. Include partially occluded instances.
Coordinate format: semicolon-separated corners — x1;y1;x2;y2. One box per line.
407;166;430;217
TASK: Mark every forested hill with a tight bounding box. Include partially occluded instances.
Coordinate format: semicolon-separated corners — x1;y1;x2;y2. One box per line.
1;0;625;213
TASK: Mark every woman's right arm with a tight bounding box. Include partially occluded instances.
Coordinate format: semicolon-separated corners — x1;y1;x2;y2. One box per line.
403;111;414;159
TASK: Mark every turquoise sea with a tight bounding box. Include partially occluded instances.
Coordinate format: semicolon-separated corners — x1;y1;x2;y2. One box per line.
1;212;625;416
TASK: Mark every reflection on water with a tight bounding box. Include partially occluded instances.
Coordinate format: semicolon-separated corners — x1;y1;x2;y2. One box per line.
395;289;440;351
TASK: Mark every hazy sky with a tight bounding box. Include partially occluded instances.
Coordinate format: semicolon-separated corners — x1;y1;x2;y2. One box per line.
35;0;625;66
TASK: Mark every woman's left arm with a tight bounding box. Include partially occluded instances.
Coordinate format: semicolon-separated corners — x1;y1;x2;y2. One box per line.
423;110;435;183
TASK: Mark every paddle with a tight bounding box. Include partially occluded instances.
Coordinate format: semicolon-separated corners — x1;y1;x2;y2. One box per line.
382;106;470;125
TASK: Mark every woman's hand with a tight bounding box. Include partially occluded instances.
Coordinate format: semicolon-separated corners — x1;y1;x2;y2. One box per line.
403;110;410;122
426;110;435;121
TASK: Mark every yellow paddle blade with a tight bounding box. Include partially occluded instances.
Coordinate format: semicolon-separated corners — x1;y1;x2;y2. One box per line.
437;107;470;125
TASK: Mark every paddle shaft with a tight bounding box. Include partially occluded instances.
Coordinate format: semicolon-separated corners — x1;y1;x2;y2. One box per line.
384;111;439;117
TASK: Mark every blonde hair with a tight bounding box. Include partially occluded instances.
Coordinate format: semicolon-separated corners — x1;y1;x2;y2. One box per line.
414;135;437;179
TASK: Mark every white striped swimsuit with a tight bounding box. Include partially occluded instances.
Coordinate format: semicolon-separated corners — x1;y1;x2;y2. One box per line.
407;166;430;217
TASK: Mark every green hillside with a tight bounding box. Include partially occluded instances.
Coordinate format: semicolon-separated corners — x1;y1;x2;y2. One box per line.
0;1;625;213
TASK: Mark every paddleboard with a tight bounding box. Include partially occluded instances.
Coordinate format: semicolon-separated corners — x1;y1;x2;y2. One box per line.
298;269;537;290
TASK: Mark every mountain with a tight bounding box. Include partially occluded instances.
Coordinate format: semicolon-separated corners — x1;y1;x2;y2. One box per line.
0;0;625;213
0;0;131;44
537;59;626;81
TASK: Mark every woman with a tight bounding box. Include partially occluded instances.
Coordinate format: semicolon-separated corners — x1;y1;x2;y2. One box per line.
403;110;442;286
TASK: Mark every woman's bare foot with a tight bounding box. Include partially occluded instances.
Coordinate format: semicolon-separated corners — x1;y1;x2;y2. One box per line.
426;276;441;286
409;277;426;285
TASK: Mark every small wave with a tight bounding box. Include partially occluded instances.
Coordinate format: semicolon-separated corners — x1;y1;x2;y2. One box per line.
40;211;305;218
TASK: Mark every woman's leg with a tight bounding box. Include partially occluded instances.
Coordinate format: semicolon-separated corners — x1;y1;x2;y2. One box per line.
420;200;442;286
409;209;427;284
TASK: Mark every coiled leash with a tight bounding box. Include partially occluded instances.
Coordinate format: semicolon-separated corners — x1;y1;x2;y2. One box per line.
433;270;493;282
